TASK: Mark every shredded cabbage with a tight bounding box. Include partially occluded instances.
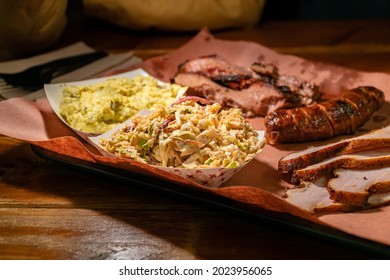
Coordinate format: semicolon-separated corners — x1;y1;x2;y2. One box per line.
100;99;264;168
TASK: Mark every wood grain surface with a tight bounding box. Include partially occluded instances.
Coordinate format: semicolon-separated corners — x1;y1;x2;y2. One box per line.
1;19;390;260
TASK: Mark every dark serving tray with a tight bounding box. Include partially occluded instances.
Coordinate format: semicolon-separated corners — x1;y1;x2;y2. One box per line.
31;144;390;258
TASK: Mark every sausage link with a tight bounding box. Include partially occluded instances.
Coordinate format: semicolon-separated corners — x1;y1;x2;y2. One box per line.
264;86;384;144
317;99;352;135
264;110;300;143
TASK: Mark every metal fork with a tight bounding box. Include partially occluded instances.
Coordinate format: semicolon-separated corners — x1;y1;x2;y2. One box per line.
0;51;107;100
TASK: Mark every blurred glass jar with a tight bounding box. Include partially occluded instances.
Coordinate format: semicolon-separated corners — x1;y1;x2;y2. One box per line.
0;0;68;61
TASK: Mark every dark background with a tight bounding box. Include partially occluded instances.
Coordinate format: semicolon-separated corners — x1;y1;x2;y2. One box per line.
65;0;390;30
262;0;390;21
67;0;390;24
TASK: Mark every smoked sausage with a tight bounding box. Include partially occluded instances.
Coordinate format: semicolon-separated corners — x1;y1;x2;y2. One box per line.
264;86;385;144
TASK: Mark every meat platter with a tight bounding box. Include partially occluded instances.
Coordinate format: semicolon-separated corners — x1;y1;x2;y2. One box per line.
1;29;390;251
167;48;390;215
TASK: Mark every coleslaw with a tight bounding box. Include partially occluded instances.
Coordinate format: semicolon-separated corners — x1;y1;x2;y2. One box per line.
99;97;265;168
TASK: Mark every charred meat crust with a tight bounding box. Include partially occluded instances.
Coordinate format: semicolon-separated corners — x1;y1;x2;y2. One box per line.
251;62;321;107
177;54;259;90
317;100;351;135
174;55;321;117
264;110;300;143
174;72;285;117
278;142;348;174
265;86;385;144
278;126;390;174
291;150;390;184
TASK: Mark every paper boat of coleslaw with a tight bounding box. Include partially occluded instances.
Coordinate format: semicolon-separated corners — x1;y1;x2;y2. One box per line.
88;113;265;188
153;134;265;188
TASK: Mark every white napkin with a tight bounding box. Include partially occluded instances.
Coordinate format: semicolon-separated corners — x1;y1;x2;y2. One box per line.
0;42;95;74
24;54;142;101
0;42;142;100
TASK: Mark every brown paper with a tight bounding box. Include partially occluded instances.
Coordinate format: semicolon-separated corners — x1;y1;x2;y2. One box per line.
1;29;390;246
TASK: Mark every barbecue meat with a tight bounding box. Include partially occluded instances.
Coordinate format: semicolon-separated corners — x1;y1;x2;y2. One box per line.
285;177;350;213
173;55;321;117
279;124;390;173
280;124;390;213
265;86;385;144
251;62;321;107
177;55;260;90
284;176;390;213
292;148;390;184
174;72;285;117
328;167;390;206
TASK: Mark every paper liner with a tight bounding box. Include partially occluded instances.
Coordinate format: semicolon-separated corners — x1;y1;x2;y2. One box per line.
1;29;390;246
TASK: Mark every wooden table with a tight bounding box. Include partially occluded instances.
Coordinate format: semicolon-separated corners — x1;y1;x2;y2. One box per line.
1;19;390;260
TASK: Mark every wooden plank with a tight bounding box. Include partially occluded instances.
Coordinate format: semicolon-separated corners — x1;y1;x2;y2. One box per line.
0;207;382;260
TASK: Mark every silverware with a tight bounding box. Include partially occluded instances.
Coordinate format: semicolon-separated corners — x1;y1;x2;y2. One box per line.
0;51;107;100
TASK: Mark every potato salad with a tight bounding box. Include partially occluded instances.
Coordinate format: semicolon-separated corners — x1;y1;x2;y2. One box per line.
60;75;186;134
100;97;264;168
